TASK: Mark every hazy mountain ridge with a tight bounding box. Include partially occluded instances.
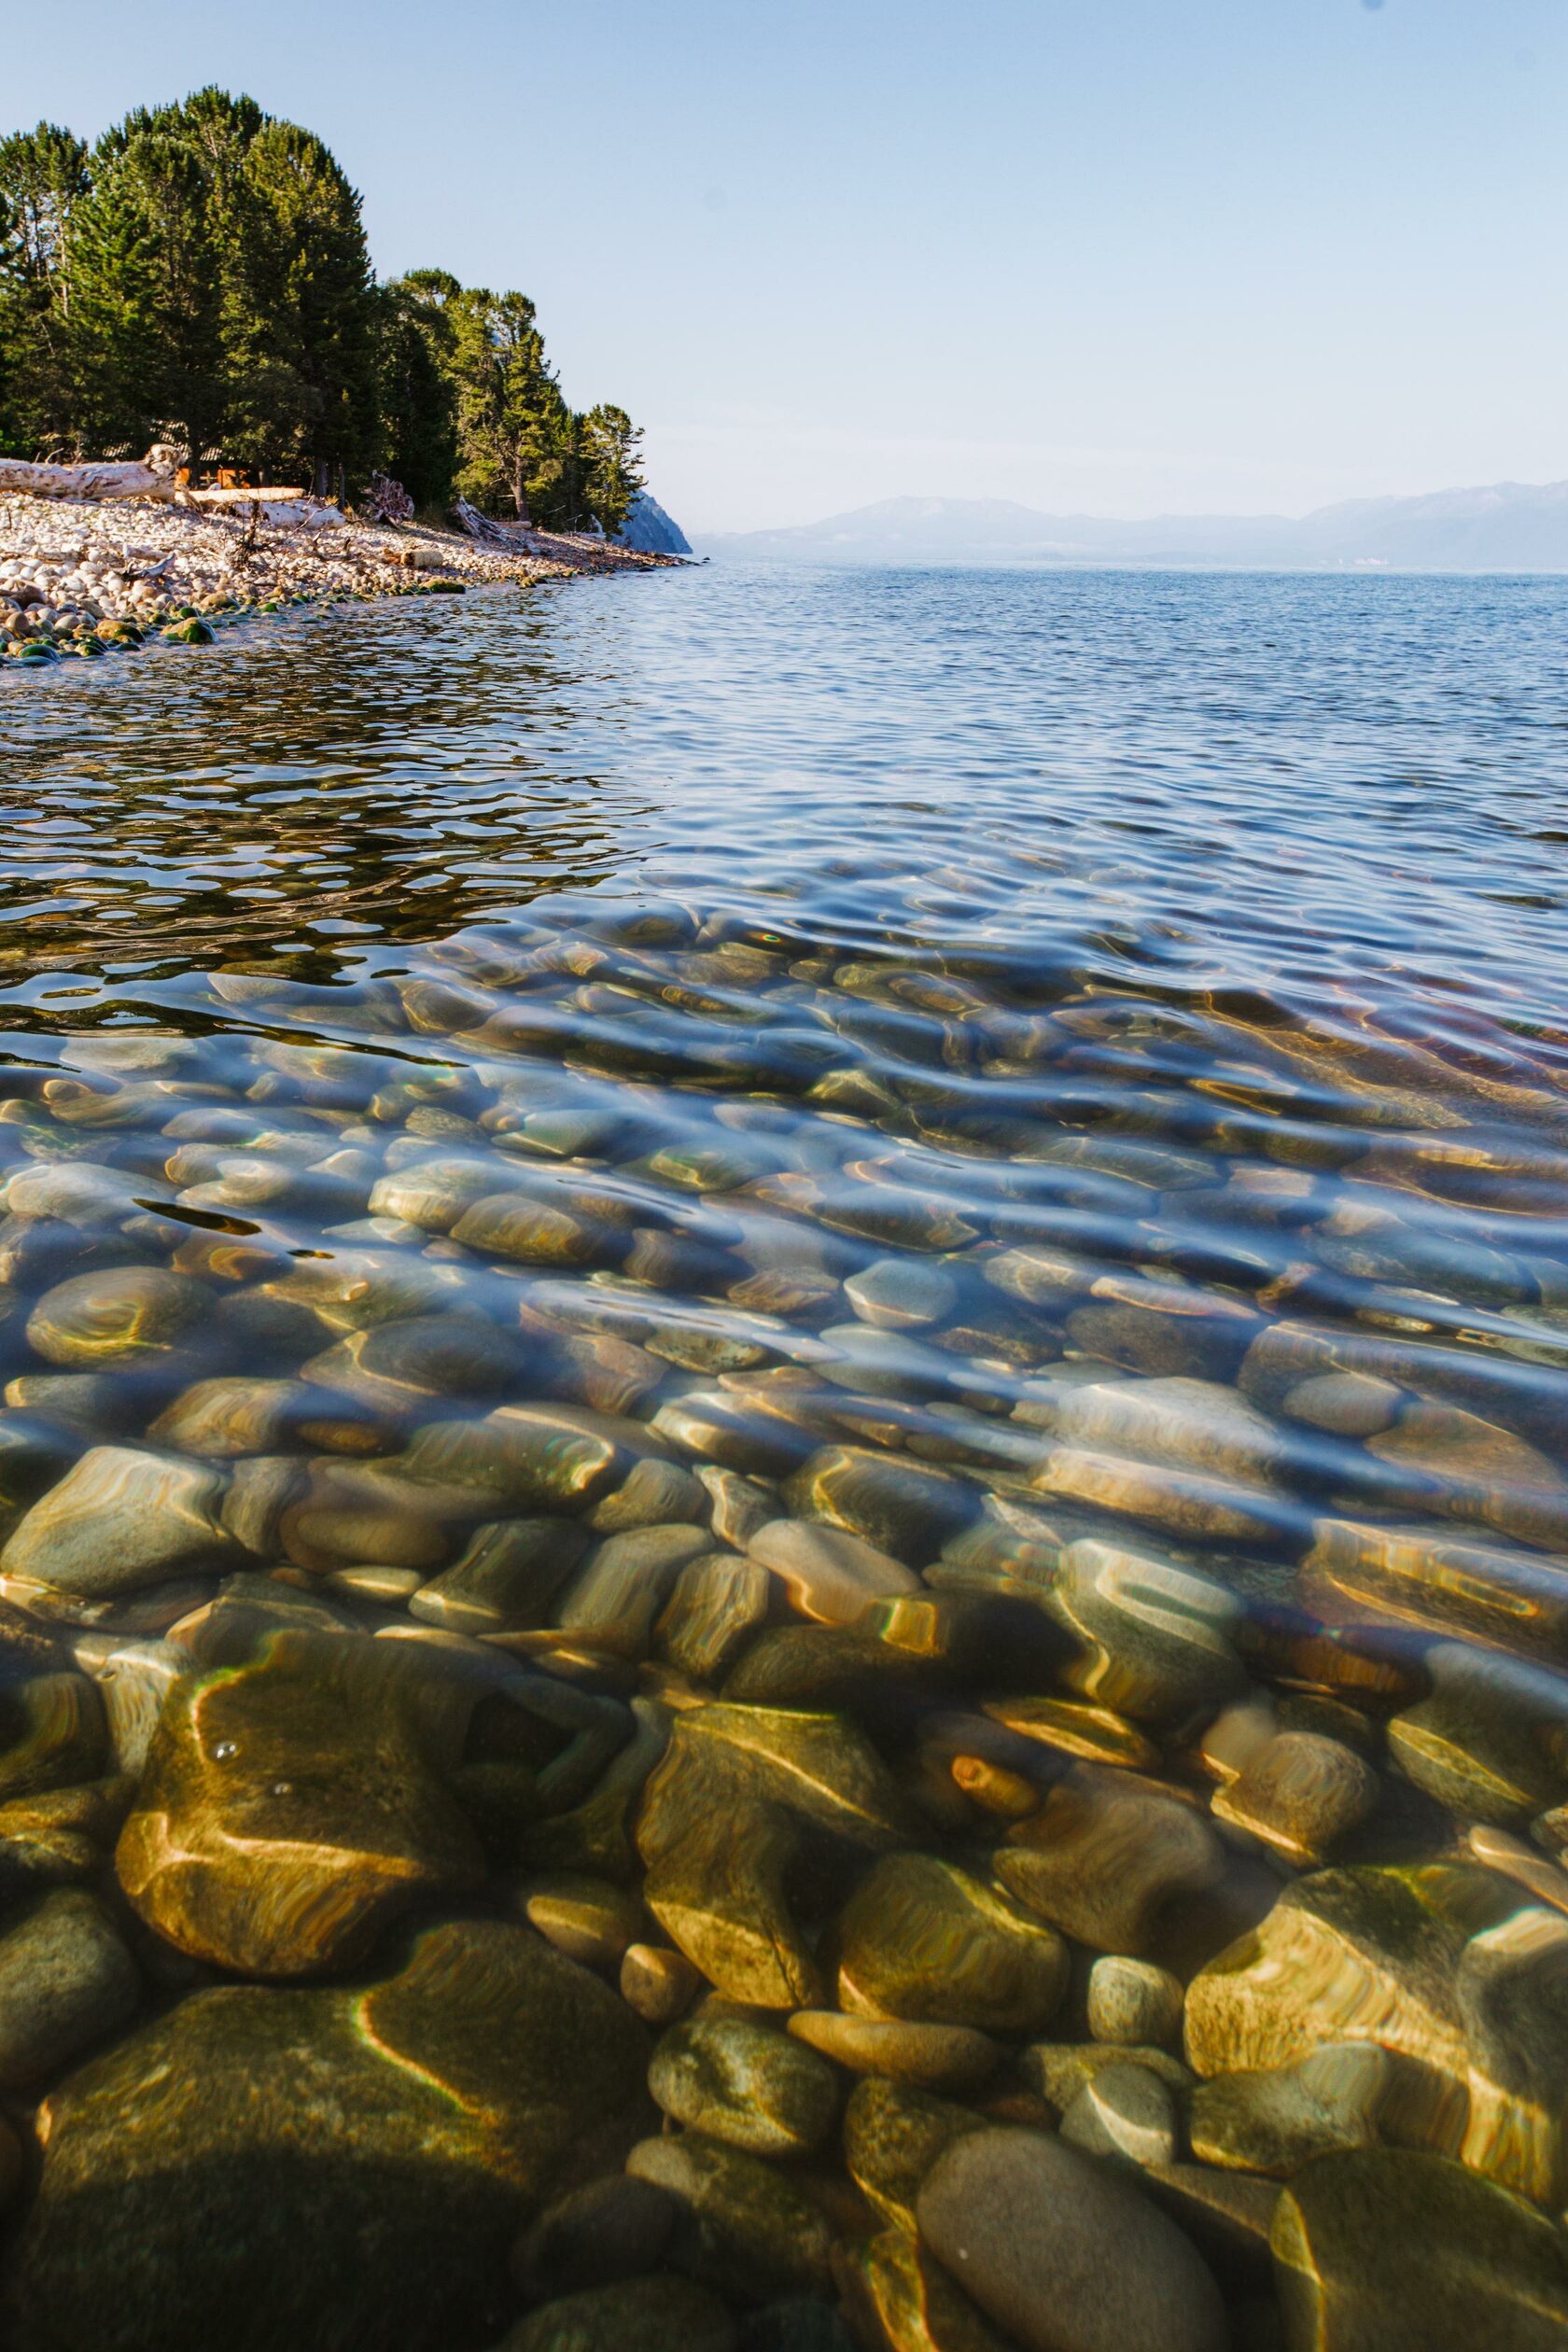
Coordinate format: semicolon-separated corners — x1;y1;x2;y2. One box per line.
701;483;1568;571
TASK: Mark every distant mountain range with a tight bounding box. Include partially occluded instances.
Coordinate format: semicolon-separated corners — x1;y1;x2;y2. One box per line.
699;483;1568;571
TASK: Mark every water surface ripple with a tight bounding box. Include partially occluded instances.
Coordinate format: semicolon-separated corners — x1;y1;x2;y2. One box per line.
1;565;1567;2347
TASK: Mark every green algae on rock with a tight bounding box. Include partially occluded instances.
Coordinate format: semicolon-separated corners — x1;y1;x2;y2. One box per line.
6;1917;647;2352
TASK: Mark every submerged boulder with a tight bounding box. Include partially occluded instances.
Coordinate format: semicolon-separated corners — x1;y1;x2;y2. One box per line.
7;1917;648;2352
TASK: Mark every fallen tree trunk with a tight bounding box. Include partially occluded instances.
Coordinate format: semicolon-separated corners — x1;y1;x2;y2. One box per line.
452;496;539;552
0;455;177;502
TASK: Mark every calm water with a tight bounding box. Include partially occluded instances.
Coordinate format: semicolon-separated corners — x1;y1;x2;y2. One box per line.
2;566;1567;2349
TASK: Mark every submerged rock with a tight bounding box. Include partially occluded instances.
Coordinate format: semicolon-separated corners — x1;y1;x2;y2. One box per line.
0;1887;140;2087
836;1853;1068;2033
625;2132;834;2304
1189;2042;1389;2177
648;2016;839;2156
838;2225;1009;2352
116;1629;484;1975
7;1917;647;2352
917;2127;1226;2352
1271;2149;1568;2352
25;1267;212;1366
1;1447;231;1607
497;2277;736;2352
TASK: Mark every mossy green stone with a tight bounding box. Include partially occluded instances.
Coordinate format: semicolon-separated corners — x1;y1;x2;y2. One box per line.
625;2131;833;2303
837;1854;1069;2033
1271;2149;1568;2351
7;1918;647;2352
648;2016;839;2156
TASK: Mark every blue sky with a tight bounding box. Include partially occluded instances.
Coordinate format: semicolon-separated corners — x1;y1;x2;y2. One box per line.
6;0;1565;530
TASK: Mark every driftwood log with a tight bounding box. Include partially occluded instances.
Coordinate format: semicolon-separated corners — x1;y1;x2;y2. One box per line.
0;447;180;502
453;496;538;552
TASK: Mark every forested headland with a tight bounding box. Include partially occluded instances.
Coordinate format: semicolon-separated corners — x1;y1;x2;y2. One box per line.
0;89;644;533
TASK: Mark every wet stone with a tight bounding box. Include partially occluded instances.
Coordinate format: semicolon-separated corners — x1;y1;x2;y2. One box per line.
511;2172;682;2302
836;1853;1068;2034
1059;2058;1180;2166
556;1522;715;1658
783;1446;977;1566
1455;1902;1568;2207
1189;2042;1388;2177
409;1518;591;1635
1270;2149;1568;2352
517;1872;644;1969
657;1551;771;1683
70;1634;181;1774
1087;1954;1185;2049
280;1458;481;1575
1304;1516;1568;1666
843;1256;959;1330
7;1917;648;2352
983;1694;1159;1771
699;1464;778;1549
0;1671;105;1799
0;1888;140;2088
648;2015;839;2156
838;2225;1010;2352
1022;2039;1195;2114
25;1267;213;1366
621;1939;704;2025
787;2011;1001;2091
625;2131;834;2304
842;2076;987;2229
587;1455;708;1532
1385;1644;1568;1826
400;1403;651;1514
2;1447;232;1607
301;1310;526;1412
996;1766;1233;1957
748;1519;919;1623
917;2127;1227;2352
497;2276;737;2352
115;1629;484;1975
1211;1731;1380;1866
1182;1863;1551;2184
1281;1372;1404;1438
1043;1538;1247;1729
5;1372;147;1440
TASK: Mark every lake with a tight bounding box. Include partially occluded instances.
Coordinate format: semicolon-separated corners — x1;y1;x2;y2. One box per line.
1;563;1566;2350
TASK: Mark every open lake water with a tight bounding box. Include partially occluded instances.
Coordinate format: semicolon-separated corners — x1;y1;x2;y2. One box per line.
0;565;1566;2348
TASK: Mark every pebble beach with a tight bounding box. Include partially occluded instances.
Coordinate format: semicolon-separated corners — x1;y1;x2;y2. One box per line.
0;492;676;666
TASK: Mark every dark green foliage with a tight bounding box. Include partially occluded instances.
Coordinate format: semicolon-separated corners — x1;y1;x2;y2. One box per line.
0;89;641;519
580;403;645;538
0;122;91;454
377;276;459;511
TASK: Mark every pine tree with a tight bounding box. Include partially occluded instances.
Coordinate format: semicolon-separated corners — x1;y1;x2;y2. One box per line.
580;402;644;536
377;275;458;510
70;108;228;459
0;123;91;454
223;115;379;491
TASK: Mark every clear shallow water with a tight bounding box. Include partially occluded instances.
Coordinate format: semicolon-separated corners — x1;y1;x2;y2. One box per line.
1;567;1568;2348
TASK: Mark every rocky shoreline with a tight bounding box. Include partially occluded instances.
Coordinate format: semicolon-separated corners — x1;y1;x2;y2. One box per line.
0;492;678;669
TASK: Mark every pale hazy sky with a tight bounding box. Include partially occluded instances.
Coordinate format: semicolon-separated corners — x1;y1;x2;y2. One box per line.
6;0;1565;531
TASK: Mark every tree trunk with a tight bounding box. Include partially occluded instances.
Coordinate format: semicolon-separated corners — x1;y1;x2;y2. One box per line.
0;455;176;501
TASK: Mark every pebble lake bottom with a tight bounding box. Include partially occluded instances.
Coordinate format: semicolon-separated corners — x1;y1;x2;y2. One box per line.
0;563;1565;2350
